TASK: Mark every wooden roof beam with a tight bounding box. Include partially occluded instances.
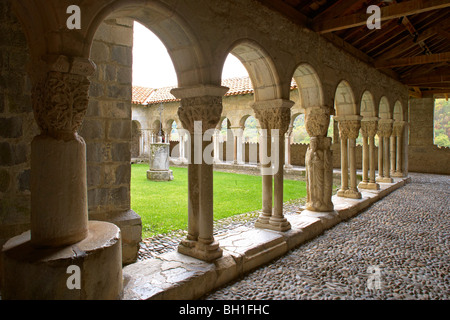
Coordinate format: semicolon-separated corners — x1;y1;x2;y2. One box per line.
375;51;450;68
313;0;450;34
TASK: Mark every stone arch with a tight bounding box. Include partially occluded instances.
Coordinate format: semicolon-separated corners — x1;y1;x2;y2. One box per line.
393;101;404;121
334;80;357;116
360;91;376;118
85;0;208;87
379;96;391;119
290;63;324;109
223;39;282;101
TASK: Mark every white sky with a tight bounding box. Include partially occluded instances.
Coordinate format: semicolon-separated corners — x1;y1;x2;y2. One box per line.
132;21;249;88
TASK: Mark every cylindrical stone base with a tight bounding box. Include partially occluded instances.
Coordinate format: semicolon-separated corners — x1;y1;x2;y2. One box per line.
1;221;123;300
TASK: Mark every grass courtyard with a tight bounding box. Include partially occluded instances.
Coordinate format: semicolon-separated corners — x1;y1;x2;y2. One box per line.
131;164;307;239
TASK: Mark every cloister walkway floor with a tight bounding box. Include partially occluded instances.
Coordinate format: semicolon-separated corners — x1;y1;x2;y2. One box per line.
203;173;450;300
121;172;450;300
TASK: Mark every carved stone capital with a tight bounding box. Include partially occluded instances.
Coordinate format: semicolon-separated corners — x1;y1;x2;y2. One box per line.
360;120;378;138
177;96;223;133
32;71;91;140
338;120;361;140
252;99;294;135
305;106;331;137
392;121;406;137
377;120;393;138
30;56;96;140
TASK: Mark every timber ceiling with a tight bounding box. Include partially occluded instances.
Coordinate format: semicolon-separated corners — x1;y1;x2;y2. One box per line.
259;0;450;98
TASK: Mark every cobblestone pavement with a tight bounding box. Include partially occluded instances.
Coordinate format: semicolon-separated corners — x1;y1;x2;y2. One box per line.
202;173;449;300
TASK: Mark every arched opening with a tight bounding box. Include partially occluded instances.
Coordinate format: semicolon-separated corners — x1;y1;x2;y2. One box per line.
335;80;357;116
379;96;391;120
242;115;258;143
226;40;281;101
393;101;404;122
291;113;309;144
292;64;324;109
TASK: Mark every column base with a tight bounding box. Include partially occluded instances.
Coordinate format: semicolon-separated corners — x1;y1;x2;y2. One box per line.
177;238;223;262
255;216;291;232
147;170;174;181
358;181;380;190
1;221;123;300
337;188;361;199
376;176;394;183
391;171;404;178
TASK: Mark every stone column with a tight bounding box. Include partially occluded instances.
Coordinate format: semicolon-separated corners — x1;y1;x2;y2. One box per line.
336;117;361;199
1;56;122;300
304;107;334;212
376;119;394;183
285;125;293;169
359;119;379;190
171;85;228;262
392;121;406;177
213;129;221;163
231;127;244;164
253;99;294;232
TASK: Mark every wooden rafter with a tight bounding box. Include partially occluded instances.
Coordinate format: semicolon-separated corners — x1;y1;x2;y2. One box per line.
313;0;450;34
375;51;450;68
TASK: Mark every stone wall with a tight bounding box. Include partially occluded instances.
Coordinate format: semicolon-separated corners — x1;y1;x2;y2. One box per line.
0;0;38;248
81;18;141;264
408;98;450;175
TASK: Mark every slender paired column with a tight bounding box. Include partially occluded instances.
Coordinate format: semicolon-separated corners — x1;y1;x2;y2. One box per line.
172;85;228;262
359;119;380;190
304;107;334;212
213;129;221;163
336;117;362;199
392;121;406;177
253;99;294;232
285;125;293;169
231;127;244;164
376;119;394;183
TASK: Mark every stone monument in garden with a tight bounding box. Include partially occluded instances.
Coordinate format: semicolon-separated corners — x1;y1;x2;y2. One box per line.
147;104;173;181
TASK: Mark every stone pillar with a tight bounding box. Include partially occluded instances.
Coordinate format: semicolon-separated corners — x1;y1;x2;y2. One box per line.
285;125;293;169
336;117;362;199
213;129;221;163
359;119;379;190
171;85;228;262
1;56;122;300
231;127;244;164
304;107;334;212
253;99;294;232
392;121;406;177
376;119;394;183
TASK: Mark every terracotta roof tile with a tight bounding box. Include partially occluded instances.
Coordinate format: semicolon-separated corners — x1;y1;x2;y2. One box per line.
132;76;298;105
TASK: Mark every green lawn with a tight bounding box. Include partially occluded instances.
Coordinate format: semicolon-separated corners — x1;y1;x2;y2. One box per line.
131;164;307;239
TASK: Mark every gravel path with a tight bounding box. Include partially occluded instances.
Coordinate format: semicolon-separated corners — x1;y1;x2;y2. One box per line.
202;173;450;300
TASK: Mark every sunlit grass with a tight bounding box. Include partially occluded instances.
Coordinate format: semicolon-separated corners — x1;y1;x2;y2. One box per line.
131;164;307;239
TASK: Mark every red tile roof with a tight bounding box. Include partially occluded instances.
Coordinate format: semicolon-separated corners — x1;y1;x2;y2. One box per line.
132;76;298;105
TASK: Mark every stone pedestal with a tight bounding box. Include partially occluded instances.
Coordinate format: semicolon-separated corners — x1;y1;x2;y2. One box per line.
1;221;123;300
147;143;173;181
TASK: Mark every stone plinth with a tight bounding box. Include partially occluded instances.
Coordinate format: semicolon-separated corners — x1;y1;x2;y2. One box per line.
147;143;173;181
1;221;123;300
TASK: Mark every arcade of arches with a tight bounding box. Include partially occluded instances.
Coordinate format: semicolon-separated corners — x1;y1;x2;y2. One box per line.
0;0;449;300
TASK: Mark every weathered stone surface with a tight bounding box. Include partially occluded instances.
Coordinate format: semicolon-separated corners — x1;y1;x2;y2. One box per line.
1;221;123;300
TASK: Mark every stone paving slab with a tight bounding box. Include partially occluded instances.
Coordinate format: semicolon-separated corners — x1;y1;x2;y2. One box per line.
122;176;410;300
